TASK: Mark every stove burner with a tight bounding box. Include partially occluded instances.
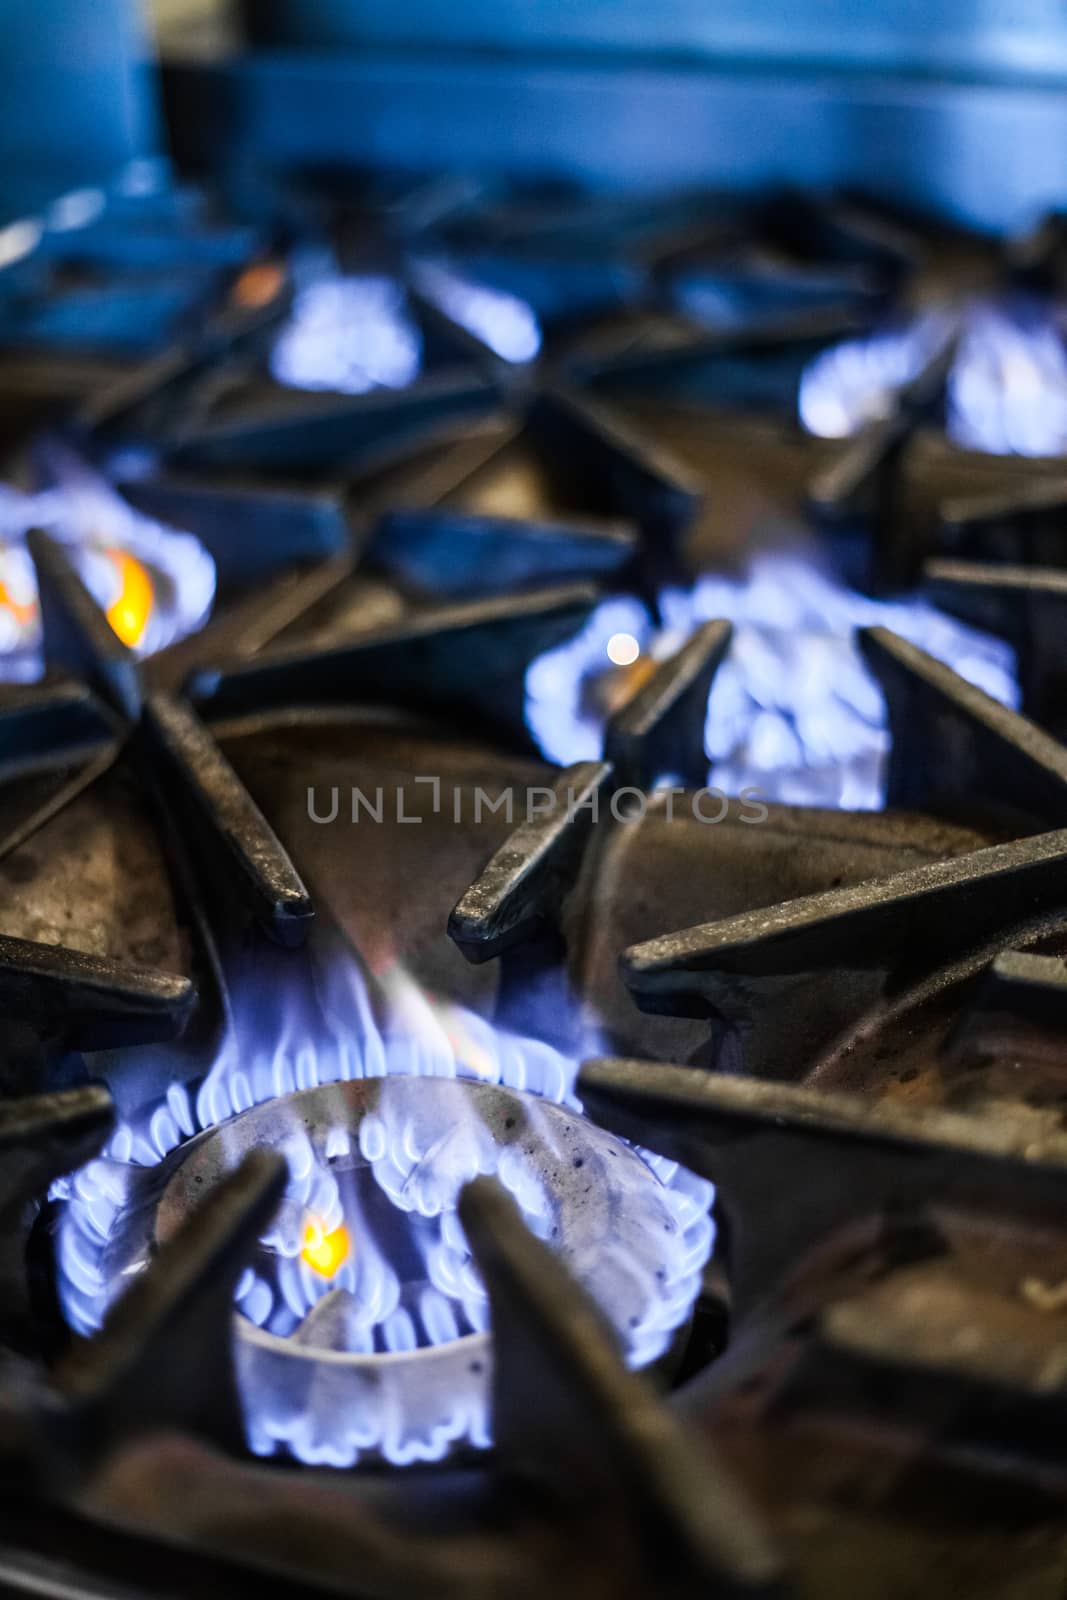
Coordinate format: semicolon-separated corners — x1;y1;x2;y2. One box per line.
0;447;214;675
10;160;1067;1593
526;549;1017;806
798;311;947;439
149;1077;702;1468
950;303;1067;455
54;967;712;1468
270;274;424;395
525;594;653;765
800;299;1067;456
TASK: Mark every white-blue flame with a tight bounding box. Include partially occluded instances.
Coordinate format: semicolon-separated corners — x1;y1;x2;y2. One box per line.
54;961;713;1469
0;447;215;677
411;259;542;364
526;553;1016;808
271;275;423;394
948;304;1067;456
799;311;949;439
800;300;1067;457
667;554;1016;807
525;594;653;765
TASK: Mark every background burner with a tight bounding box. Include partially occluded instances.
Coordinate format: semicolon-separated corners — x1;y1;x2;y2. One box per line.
0;446;214;678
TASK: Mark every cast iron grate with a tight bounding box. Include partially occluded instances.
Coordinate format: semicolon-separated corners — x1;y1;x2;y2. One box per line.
0;172;1067;1597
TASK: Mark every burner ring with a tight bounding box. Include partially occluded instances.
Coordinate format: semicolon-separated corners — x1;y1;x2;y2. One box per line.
151;1075;706;1468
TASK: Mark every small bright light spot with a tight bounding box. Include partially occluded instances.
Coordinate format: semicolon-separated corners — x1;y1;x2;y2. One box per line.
117;158;165;199
606;632;640;667
0;219;43;271
233;261;286;310
47;188;106;234
302;1216;350;1278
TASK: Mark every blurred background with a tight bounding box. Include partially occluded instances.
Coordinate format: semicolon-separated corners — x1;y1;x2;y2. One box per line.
9;0;1067;230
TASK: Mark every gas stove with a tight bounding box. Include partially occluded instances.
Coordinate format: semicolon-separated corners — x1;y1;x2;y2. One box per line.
0;157;1066;1599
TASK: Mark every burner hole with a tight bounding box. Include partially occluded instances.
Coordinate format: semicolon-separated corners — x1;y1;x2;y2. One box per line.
504;1117;515;1130
573;1157;584;1169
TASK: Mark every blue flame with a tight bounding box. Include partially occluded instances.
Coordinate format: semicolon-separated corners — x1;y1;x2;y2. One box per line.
526;554;1016;808
411;259;542;364
525;595;654;763
798;311;948;438
948;305;1067;456
800;300;1067;457
0;447;215;676
665;555;1016;807
46;187;108;234
54;962;713;1469
271;275;423;394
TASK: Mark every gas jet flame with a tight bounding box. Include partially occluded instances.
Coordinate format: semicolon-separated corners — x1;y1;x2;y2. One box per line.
55;950;712;1469
0;445;214;675
526;550;1016;809
799;299;1067;457
271;273;423;394
270;261;541;393
410;258;542;364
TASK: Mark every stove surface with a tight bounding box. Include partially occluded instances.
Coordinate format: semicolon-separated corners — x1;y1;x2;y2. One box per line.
0;163;1064;1598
